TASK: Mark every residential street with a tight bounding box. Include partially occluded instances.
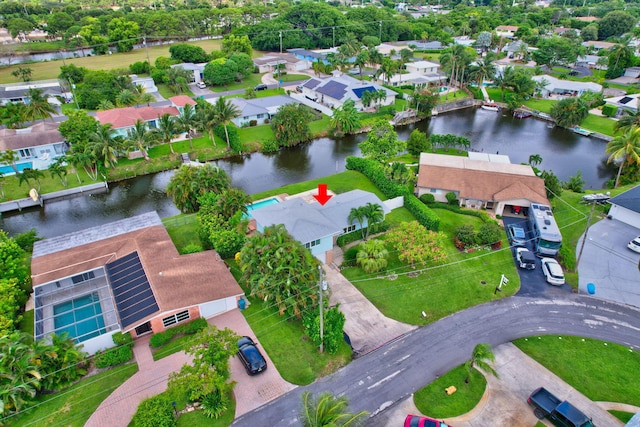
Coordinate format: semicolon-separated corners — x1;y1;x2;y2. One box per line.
232;295;640;426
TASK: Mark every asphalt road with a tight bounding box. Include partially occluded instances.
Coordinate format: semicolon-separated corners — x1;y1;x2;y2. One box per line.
232;295;640;426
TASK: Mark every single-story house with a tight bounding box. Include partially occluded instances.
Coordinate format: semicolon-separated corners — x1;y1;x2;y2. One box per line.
575;54;606;69
31;212;244;354
253;53;311;73
453;36;475;47
171;63;207;83
416;152;549;216
0;122;68;174
604;93;639;114
532;75;602;98
228;95;300;127
96;105;181;137
300;72;396;110
378;72;445;88
287;48;330;65
0;79;68;106
582;40;616;52
624;67;640;79
169;95;196;114
608;186;640;229
249;190;390;263
401;40;445;50
131;75;158;93
554;27;579;36
495;26;519;38
405;60;440;75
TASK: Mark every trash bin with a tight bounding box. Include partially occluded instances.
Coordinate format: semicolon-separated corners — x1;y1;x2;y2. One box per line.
587;283;596;295
238;298;246;310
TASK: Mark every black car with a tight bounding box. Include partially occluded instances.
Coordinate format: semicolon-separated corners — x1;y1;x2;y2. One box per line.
254;83;268;91
237;336;267;375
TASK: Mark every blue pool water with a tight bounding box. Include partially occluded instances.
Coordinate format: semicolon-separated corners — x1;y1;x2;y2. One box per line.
0;162;33;175
53;292;106;343
246;197;280;213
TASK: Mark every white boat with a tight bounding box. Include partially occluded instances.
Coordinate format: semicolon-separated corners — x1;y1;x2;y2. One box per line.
481;102;499;112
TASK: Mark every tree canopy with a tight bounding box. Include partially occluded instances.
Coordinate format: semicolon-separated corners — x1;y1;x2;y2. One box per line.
166;164;232;214
358;120;405;163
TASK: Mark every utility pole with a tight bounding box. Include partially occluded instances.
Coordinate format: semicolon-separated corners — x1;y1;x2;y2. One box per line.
576;201;596;270
279;31;283;54
379;21;382;42
318;266;326;353
332;27;335;48
143;35;151;67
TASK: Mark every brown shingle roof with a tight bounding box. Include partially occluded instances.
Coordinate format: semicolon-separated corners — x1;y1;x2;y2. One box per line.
96;106;180;129
169;95;196;107
32;225;243;330
0;122;64;151
496;25;519;31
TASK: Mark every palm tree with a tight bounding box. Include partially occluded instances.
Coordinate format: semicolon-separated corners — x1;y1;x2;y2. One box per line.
154;113;178;154
330;99;360;135
2;102;27;128
212;97;240;151
606;127;640;188
348;206;366;239
299;391;368;427
465;343;498;383
97;100;115;111
89;124;119;168
528;154;543;168
361;90;375;109
175;103;198;150
24;88;56;122
64;150;89;182
356;239;389;273
0;150;19;174
0;333;42;416
0;172;4;199
125;119;155;161
165;66;191;94
48;159;68;187
493;66;516;101
18;168;44;191
353;50;369;81
613;111;640;134
469;57;497;89
116;89;137;107
211;188;251;220
361;202;384;240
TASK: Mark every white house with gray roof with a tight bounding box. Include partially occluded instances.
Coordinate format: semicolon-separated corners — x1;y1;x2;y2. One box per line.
299;72;396;110
249;190;390;263
532;75;602;99
604;93;639;114
227;95;301;127
608;186;640;229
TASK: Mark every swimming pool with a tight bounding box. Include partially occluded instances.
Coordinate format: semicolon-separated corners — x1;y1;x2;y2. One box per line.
53;293;106;343
0;162;33;176
246;197;280;214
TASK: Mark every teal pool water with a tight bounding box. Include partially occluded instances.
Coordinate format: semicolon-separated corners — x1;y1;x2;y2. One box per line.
246;197;280;214
53;293;106;343
0;162;32;175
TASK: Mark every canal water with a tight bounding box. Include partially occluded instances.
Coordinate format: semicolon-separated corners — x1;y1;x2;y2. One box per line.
0;109;615;238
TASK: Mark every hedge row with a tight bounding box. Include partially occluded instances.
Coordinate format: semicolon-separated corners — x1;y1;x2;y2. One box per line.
336;221;390;247
426;202;496;224
149;317;208;348
346;156;440;231
95;345;133;368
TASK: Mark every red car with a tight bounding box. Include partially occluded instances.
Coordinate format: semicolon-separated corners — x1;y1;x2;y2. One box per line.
404;415;451;427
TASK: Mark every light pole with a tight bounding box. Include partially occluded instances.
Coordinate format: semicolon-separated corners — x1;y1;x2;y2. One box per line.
576;201;597;272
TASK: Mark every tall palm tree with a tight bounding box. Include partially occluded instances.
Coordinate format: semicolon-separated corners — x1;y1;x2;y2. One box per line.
175;103;197;150
465;343;498;383
2;102;27;129
353;50;369;81
469;57;497;89
48;159;68;187
528;154;543;168
212;97;240;151
299;391;368;427
125;119;156;160
24;88;56;122
361;202;384;240
613;111;640;135
348;206;366;239
89;124;119;169
493;65;516;101
606;127;640;188
154;113;178;154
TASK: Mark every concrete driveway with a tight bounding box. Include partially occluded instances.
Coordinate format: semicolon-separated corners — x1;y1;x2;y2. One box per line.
578;218;640;307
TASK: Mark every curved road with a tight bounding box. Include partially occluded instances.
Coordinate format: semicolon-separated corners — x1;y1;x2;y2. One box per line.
232;294;640;426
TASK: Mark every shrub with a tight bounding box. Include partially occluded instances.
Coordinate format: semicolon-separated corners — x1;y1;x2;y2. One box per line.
477;222;502;246
180;243;202;254
454;225;477;248
112;331;134;348
249;119;257;127
446;192;458;205
260;137;279;153
130;395;176;427
149;330;174;348
129;61;150;74
404;195;440;231
14;228;41;252
336;221;390;247
149;318;208;347
201;390;228;418
343;246;359;263
419;194;435;204
214;125;241;152
95;345;133;368
302;306;346;354
179;317;208;335
558;245;576;272
601;104;617;117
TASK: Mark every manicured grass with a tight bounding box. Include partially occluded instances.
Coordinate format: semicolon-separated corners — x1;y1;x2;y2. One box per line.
342;206;519;325
0;40;223;83
151;334;193;361
210;73;264;93
250;170;386;200
227;259;351;385
9;363;138;427
156;83;194;100
413;364;486;418
522;98;555;113
580;114;615;136
385;207;416;226
255;87;285;98
609;410;634;423
274;73;309;83
439;90;468;102
237;124;274;146
514;335;640;406
162;214;199;253
18;309;34;337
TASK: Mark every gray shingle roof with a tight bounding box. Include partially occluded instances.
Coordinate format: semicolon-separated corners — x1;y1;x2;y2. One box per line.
609;185;640;213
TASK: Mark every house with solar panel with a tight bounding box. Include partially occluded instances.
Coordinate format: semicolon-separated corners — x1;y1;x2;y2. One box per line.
298;72;396;110
604;93;639;115
31;212;244;354
249;190;391;264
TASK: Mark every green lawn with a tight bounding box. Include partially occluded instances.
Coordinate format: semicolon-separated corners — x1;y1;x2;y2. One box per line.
237;124;274;146
522;98;555;113
9;363;138;427
274;73;309;83
342;206;520;325
580;114;615;136
309;114;332;136
413;364;486;418
175;391;235;427
514;335;640;406
210;73;264;93
162;214;199;253
609;410;635;423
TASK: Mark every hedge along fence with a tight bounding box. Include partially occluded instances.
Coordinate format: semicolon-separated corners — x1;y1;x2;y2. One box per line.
149;317;208;348
345;157;440;231
336;221;391;248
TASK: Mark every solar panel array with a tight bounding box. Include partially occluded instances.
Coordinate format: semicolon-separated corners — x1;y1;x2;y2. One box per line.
620;96;634;105
106;251;159;328
304;79;321;89
352;86;377;99
317;81;347;100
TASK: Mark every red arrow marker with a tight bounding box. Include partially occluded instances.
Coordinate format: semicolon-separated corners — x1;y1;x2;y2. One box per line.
313;184;332;205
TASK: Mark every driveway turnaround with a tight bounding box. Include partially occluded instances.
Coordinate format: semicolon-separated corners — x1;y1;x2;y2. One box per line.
578;218;640;307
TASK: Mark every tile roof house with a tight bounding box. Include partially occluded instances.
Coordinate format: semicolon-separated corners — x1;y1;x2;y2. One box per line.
96;105;181;137
227;95;300;127
169;95;196;114
0;122;68;174
582;40;616;52
31;212;244;354
416;152;549;216
250;190;390;263
532;75;602;98
604;93;639;114
299;72;396;109
608;186;640;229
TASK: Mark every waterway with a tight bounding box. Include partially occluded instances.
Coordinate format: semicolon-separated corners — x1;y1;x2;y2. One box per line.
0;109;615;238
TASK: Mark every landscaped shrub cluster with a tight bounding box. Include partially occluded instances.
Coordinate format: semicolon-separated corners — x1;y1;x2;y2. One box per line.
419;194;435;204
601;104;617;117
95;345;133;368
453;225;478;249
425;202;495;223
336;221;390;247
149;317;208;348
453;222;503;250
302;306;346;354
130;394;176;427
342;246;360;265
445;192;458;205
346;157;440;231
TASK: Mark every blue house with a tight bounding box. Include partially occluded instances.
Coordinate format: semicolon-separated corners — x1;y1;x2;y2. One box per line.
249;190;390;264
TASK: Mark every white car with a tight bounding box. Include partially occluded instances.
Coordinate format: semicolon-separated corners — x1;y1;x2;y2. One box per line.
541;258;565;286
628;236;640;253
195;81;207;89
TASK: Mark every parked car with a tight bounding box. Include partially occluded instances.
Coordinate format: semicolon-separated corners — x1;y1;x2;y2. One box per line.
541;258;565;285
516;248;536;270
527;387;593;427
404;414;450;427
195;81;207;89
628;236;640;253
296;84;304;93
237;336;267;375
507;224;527;247
254;83;268;91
